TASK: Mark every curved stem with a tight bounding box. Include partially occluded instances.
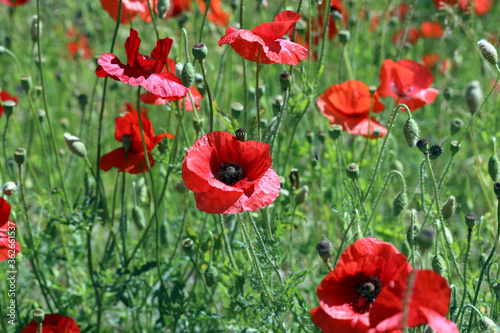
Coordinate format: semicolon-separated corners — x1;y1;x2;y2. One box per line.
219;214;238;270
145;0;159;40
198;59;215;132
457;227;473;329
198;0;211;43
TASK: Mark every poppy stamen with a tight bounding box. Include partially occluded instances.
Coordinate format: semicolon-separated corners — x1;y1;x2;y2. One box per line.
355;275;382;303
218;162;243;185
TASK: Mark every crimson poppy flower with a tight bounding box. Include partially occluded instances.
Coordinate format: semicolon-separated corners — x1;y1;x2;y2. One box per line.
317;81;387;139
95;28;188;100
99;110;173;174
392;28;420;45
377;59;439;111
0;198;21;261
369;270;459;333
66;28;92;60
0;90;18;118
99;0;153;24
422;53;440;70
141;86;202;111
182;131;280;214
420;21;444;39
459;0;494;16
196;0;230;26
433;0;459;9
310;237;412;333
218;11;308;65
21;313;80;333
0;0;28;7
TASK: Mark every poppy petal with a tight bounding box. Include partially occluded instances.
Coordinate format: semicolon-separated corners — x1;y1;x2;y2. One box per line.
252;11;301;41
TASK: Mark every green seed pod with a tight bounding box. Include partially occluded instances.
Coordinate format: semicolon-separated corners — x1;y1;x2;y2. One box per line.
465;81;483;114
204;265;219;287
192;43;208;61
346;163;359;180
33;308;45;325
416;138;429;154
2;100;16;118
403;118;420;148
478;316;498;333
279;72;292;90
406;220;420;247
390;160;404;174
306;130;314;144
182;238;194;255
495;182;500;198
444;226;454;245
157;0;170;18
465;212;478;229
393;192;408;217
328;124;342;140
450;118;463;135
338;30;351;43
272;95;283;116
373;128;382;138
181;62;195;88
175;62;183;78
417;229;434;252
316;240;332;261
318;131;326;143
136;178;148;203
477;39;498;66
443;87;453;100
14;148;26;166
295;185;309;205
450;140;461;155
441;195;456;220
63;133;87;158
192;117;204;133
428;145;443;160
231;102;244;119
20;75;32;93
489;155;500;181
492;282;500;299
131;206;146;230
31;15;41;43
432;254;447;276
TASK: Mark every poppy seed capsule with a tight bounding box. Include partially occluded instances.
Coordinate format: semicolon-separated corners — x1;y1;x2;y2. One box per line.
295;185;309;205
63;133;87;158
316;240;333;260
31;15;41;43
272;96;283;116
205;265;218;287
2;100;15;118
441;195;456;220
131;206;146;230
346;163;359;180
465;212;478;229
494;182;500;198
478;316;497;333
20;75;32;93
417;229;434;251
182;238;194;255
175;63;183;78
338;30;351;44
416;138;428;154
231;102;244;119
33;308;44;325
279;72;292;90
465;81;483;114
428;145;443;160
306;130;314;144
489;155;500;181
493;282;500;299
443;87;453;100
432;254;447;276
157;0;170;18
373;128;382;138
121;134;133;156
181;62;195;88
328;124;342;140
477;39;498;65
77;94;88;111
192;43;208;61
235;128;247;142
318;131;326;143
450;140;461;155
14;148;26;166
450;118;463;135
402;118;420;147
393;192;408;217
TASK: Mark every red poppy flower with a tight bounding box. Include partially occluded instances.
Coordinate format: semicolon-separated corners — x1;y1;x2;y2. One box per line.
141;86;202;111
369;15;380;33
392;28;420;45
310;237;412;333
420;21;444;39
66;28;92;60
21;313;80;333
0;90;18;118
317;81;387;139
377;59;439;111
218;11;308;65
196;0;230;26
182;131;280;214
99;110;174;174
422;53;440;70
0;0;28;7
316;0;347;41
0;198;21;261
370;270;459;333
390;3;409;22
95;28;188;100
433;0;459;9
459;0;494;16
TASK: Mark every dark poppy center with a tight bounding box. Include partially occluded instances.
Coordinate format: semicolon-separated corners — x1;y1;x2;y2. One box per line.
390;82;413;98
353;275;382;313
218;162;243;185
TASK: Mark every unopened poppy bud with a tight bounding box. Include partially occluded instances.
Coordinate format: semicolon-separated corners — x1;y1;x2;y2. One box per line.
272;95;283;116
306;130;314;144
192;43;208;61
318;131;326;143
175;63;183;78
428;144;443;160
31;15;41;42
489;155;500;181
235;128;247;142
444;87;453;100
205;265;218;287
122;134;133;156
192;117;204;132
289;168;299;190
338;30;350;43
2;182;16;196
373;128;382;138
316;240;332;260
403;118;420;148
478;316;497;333
77;94;88;111
328;124;342;140
494;182;500;198
14;148;26;166
37;109;46;122
465;81;483;114
477;39;498;65
432;254;447;276
465;212;478;229
391;160;404;174
450;140;461;155
450;118;463;135
417;229;434;251
157;0;170;18
182;238;194;255
174;181;187;193
3;100;15;118
63;133;87;158
295;185;309;205
493;282;500;299
279;72;292;90
442;195;456;220
416;138;428;154
131;206;146;230
33;308;44;325
231;102;244;119
393;192;408;216
346;163;359;180
20;75;32;93
181;62;195;88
